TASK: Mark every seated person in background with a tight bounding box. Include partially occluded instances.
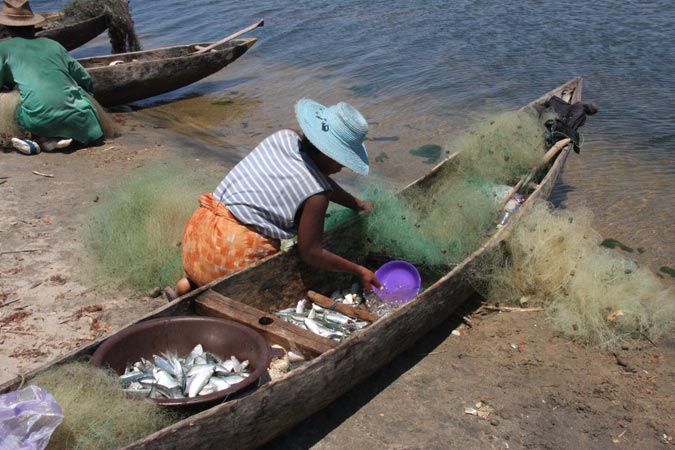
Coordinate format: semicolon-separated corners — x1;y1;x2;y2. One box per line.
168;99;382;299
0;0;103;155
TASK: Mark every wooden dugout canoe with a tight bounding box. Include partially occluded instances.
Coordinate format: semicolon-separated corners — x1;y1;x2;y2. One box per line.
0;78;582;449
78;38;257;107
0;13;107;51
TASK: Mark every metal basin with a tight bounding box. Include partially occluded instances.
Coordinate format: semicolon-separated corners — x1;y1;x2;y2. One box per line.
90;316;279;407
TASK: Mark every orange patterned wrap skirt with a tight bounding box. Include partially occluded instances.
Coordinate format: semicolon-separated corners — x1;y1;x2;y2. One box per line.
181;193;281;287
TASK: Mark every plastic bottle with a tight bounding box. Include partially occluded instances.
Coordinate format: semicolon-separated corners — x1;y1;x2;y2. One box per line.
497;194;526;229
497;211;511;228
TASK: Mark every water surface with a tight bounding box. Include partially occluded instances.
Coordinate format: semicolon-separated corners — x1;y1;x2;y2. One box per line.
41;0;674;272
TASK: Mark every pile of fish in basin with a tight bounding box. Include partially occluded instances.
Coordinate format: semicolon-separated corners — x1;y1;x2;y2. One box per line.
119;344;252;399
90;316;281;406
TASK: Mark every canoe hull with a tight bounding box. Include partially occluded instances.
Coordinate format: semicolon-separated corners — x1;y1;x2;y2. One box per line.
80;39;256;107
37;15;107;51
0;15;107;51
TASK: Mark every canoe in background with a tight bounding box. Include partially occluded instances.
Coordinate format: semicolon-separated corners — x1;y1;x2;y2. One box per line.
79;38;257;107
0;78;582;449
0;13;107;51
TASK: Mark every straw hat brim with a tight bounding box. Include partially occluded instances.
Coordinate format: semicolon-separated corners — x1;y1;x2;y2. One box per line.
0;12;44;27
295;99;369;175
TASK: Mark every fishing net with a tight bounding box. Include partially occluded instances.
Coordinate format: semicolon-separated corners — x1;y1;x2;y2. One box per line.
30;362;178;450
471;201;675;348
449;110;546;184
355;110;545;269
0;90;26;147
85;162;211;291
62;0;141;53
85;91;120;138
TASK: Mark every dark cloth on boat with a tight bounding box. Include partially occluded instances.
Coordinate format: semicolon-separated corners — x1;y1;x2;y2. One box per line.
544;96;594;153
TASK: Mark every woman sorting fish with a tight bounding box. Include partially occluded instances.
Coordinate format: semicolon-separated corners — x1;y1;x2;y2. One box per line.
168;99;382;298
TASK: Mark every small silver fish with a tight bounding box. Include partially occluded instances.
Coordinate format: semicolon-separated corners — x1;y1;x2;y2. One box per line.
230;356;241;374
120;369;146;384
187;366;214;398
209;377;231;391
198;384;218;396
204;352;223;364
153;368;181;390
186;363;216;378
325;311;352;325
153;355;174;375
222;374;246;385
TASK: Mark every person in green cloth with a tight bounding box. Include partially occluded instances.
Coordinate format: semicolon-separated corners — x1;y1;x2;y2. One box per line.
0;0;103;155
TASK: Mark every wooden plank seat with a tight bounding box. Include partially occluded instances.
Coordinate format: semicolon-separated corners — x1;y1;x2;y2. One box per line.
194;289;336;357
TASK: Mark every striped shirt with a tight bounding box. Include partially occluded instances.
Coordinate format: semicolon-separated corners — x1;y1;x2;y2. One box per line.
213;129;332;240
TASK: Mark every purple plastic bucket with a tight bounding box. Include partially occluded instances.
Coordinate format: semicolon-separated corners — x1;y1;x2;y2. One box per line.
372;260;421;305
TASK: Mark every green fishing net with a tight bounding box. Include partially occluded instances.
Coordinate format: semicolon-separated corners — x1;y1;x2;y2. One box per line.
347;110;546;269
86;163;210;291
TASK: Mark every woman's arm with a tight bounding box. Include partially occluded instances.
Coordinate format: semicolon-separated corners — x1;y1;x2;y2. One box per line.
297;193;381;291
326;177;373;211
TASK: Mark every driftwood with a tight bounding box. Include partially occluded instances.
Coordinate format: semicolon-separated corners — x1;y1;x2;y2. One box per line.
0;249;43;255
32;171;53;178
477;304;545;313
307;290;379;322
0;299;20;308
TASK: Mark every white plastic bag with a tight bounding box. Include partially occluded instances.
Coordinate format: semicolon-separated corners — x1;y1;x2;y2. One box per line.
0;385;63;450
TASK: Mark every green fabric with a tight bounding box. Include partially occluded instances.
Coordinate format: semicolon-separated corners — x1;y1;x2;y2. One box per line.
0;37;102;144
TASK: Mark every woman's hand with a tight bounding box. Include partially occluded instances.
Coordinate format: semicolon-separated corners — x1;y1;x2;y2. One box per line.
357;265;382;292
357;198;374;212
326;178;374;212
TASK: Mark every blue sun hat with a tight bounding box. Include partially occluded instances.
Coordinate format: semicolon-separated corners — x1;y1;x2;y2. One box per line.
295;99;369;175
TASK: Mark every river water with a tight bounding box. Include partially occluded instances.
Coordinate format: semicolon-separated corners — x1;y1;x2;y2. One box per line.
39;0;673;273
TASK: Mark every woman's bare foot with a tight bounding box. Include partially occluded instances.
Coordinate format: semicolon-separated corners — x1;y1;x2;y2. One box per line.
176;278;194;296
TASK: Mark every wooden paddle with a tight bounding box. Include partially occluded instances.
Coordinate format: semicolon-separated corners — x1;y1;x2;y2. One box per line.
508;137;571;197
307;290;379;322
194;19;264;54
